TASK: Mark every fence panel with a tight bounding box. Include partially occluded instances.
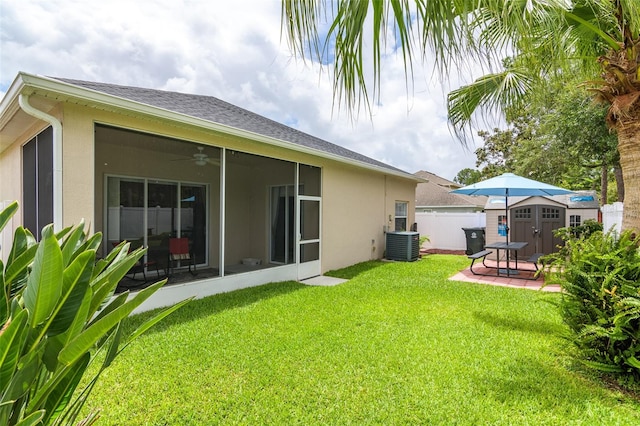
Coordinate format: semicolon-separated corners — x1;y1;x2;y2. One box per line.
415;211;486;251
601;202;623;234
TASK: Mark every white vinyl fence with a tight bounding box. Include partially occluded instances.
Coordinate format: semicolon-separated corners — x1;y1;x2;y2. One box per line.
601;202;623;234
415;211;486;251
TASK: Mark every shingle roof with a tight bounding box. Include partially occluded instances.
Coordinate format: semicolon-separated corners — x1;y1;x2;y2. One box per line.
414;170;486;209
53;77;408;175
413;170;462;189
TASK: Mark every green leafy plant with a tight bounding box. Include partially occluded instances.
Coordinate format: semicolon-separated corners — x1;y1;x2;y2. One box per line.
0;201;190;425
554;219;603;241
546;229;640;385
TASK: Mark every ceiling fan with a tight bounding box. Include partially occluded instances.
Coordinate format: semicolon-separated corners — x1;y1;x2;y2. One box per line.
173;146;220;166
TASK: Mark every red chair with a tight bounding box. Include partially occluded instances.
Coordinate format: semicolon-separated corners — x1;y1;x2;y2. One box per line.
168;237;196;276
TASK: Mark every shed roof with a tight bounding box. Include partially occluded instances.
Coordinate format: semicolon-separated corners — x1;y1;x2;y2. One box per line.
484;190;600;210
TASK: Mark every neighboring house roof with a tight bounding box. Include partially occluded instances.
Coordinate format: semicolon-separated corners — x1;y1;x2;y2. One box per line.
0;72;417;180
414;170;486;209
484;190;600;210
414;170;462;189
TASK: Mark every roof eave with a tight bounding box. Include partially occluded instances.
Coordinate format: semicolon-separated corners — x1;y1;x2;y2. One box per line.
11;72;420;182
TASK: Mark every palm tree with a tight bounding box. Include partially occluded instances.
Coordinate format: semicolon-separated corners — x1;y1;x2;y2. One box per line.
282;0;640;231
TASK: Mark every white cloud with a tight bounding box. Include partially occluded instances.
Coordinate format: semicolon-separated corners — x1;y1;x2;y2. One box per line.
1;0;482;180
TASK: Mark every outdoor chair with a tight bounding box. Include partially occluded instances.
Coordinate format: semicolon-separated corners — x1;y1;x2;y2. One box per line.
168;237;196;276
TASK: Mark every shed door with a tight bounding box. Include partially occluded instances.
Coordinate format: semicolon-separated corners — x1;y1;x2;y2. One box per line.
511;205;565;258
511;207;536;259
539;206;565;254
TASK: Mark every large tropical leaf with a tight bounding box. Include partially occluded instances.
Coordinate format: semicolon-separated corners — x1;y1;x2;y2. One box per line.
2;342;44;404
120;296;192;355
0;201;18;234
45;251;94;337
42;291;92;373
23;226;63;328
41;353;90;425
4;245;38;290
14;410;45;426
0;309;29;396
58;280;166;366
88;245;143;316
59;223;87;267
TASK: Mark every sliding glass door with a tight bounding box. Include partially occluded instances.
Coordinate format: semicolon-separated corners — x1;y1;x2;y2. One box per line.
106;176;207;270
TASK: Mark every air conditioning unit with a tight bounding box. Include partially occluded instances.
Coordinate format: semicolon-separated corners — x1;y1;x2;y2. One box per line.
385;231;420;261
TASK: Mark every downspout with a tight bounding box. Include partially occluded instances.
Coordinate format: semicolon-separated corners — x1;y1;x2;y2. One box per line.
18;94;63;232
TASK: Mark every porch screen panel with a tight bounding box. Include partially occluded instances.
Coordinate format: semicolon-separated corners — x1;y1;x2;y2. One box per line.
147;181;177;271
147;182;177;236
270;185;295;264
22;137;37;235
299;165;321;196
22;126;53;239
300;199;320;263
106;177;145;249
181;185;207;264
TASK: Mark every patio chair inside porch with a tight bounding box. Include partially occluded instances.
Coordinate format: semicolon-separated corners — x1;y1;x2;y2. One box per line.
168;237;196;276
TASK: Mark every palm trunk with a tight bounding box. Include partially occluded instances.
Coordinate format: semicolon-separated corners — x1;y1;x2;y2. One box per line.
616;120;640;232
601;163;608;205
614;164;624;202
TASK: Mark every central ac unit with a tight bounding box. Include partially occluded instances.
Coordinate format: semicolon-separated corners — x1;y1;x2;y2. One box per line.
385;231;420;261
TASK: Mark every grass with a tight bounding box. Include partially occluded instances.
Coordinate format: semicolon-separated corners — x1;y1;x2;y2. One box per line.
84;255;640;425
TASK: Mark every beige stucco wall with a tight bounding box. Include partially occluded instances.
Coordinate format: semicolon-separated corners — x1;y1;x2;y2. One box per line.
1;94;417;274
321;165;416;271
0;138;23;206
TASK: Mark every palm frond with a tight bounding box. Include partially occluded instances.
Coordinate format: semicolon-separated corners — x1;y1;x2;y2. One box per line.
447;67;535;142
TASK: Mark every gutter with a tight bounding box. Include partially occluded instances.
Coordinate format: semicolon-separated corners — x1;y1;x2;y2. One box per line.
18;93;63;231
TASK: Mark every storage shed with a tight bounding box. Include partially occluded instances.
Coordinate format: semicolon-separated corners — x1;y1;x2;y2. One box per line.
484;190;600;259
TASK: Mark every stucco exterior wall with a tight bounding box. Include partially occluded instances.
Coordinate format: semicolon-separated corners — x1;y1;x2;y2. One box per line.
1;92;417;277
0;138;23;208
321;166;416;271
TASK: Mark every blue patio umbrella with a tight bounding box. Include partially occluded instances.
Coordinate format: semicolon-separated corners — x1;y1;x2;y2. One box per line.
451;172;573;240
451;173;573;269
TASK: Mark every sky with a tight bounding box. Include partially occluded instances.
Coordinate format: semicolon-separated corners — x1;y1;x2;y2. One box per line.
0;0;482;181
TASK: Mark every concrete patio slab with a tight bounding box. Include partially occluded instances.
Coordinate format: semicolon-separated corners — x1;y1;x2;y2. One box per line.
449;258;561;292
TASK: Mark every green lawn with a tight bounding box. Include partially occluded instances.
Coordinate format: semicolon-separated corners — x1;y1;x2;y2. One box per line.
85;255;640;425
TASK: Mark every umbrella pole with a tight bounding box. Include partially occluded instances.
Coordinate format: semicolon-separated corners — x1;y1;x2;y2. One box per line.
505;191;511;276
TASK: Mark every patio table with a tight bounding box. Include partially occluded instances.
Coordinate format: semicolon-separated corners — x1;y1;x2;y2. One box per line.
484;241;528;277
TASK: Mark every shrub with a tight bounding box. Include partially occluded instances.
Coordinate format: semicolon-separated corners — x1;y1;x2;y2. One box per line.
546;228;640;385
0;201;190;425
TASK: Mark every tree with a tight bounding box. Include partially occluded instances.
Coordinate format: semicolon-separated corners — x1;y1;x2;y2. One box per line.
282;0;640;230
453;168;482;185
471;82;622;204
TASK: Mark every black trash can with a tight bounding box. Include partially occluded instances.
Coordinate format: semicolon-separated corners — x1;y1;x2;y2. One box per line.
462;227;486;255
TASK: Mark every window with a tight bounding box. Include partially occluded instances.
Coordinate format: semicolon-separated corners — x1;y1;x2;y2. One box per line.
570;215;581;227
542;207;560;219
22;127;53;239
395;202;408;231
